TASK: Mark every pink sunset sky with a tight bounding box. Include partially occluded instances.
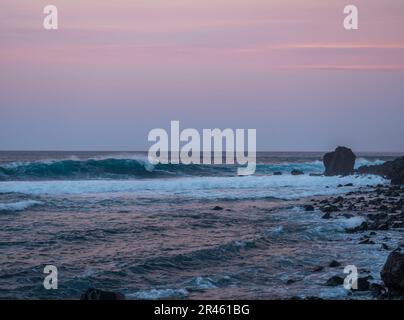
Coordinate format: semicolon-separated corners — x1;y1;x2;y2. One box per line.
1;0;404;151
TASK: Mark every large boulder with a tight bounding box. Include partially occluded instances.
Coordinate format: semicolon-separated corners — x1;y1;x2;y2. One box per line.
380;248;404;293
357;156;404;185
323;146;356;176
80;288;126;300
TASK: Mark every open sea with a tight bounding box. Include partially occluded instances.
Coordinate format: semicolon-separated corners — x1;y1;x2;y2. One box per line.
0;151;402;299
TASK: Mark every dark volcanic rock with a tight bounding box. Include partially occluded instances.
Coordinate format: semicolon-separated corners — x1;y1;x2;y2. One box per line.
329;260;341;268
333;196;344;203
304;296;323;300
320;205;339;213
357;156;404;185
352;277;371;291
313;265;324;272
291;169;304;175
322;213;331;219
381;248;404;293
359;238;375;245
346;221;368;233
323;146;356;176
212;206;223;211
304;205;315;212
392;221;404;229
325;275;344;286
381;243;390;250
370;283;387;298
80;288;125;300
379;205;388;212
286;278;299;285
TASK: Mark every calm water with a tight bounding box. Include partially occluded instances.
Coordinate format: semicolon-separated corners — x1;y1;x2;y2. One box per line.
0;151;402;299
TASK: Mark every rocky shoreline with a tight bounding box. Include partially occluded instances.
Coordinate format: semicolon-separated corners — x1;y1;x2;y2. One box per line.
301;183;404;299
297;146;404;299
305;184;404;233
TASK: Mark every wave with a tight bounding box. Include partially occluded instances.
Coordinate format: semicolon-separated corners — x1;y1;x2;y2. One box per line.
186;276;218;290
355;158;385;169
126;276;217;300
126;288;189;300
0;156;385;181
0;200;42;212
0;157;234;181
128;238;258;275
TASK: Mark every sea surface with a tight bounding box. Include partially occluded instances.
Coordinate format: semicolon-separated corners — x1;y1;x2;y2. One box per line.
0;151;402;299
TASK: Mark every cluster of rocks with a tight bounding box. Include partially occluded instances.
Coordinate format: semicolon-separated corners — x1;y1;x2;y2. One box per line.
291;169;304;176
272;170;305;176
305;184;404;232
305;146;404;299
358;156;404;185
320;248;404;299
80;288;125;300
322;146;404;186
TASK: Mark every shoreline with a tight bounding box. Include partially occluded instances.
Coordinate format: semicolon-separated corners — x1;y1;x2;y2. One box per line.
296;183;404;299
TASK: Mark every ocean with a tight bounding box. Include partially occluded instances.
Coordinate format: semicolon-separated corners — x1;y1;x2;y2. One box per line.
0;151;402;299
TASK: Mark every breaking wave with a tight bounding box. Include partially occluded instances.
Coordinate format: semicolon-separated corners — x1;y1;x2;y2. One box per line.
127;288;189;300
0;200;42;212
0;157;385;181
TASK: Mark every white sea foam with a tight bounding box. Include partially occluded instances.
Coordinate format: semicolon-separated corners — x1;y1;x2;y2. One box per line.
188;276;217;290
0;200;42;212
0;174;387;201
126;288;188;300
354;158;385;169
338;216;366;229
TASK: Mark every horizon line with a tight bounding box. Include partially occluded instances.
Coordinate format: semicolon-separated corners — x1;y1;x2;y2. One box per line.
0;150;403;154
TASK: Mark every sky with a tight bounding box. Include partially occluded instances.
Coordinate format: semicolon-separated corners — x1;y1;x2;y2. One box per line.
1;0;404;152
